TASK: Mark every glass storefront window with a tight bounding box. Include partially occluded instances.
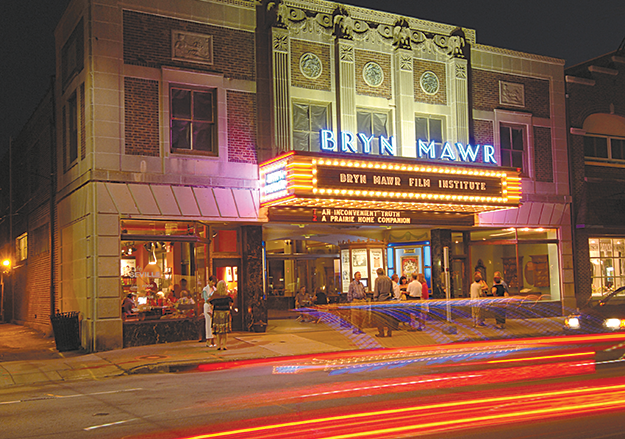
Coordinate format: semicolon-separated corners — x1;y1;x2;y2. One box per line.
120;220;209;322
470;228;560;300
589;237;625;296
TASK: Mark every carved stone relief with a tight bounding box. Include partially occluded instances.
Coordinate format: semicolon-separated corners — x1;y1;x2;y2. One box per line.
171;30;213;65
273;33;288;52
339;44;354;62
363;62;384;87
420;71;439;95
455;63;467;79
499;81;525;107
300;52;322;79
400;54;413;71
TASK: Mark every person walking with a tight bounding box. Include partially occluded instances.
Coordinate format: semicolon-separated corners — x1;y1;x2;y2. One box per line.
373;268;395;337
201;275;217;347
417;273;429;326
470;272;486;327
209;280;233;350
347;271;367;334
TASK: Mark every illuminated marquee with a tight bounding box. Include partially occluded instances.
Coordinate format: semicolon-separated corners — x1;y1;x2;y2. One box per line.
259;151;521;214
320;129;496;164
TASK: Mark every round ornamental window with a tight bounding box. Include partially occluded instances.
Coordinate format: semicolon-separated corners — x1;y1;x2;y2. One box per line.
420;71;439;95
300;53;322;79
363;62;384;87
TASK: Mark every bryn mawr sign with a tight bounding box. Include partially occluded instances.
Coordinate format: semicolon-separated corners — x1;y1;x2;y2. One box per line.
319;129;497;165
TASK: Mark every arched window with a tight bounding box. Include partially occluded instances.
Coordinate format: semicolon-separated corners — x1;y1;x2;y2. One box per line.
583;113;625;161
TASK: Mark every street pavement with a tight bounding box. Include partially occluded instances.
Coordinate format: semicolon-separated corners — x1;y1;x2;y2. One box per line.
0;312;566;389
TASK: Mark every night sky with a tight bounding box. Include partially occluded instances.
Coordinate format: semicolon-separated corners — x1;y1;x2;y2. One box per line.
1;0;624;158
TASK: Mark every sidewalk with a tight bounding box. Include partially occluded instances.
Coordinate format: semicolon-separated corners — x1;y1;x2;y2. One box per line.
0;314;566;389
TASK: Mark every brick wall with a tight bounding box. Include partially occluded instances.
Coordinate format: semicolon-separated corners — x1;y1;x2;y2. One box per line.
414;60;447;105
290;40;331;91
123;10;255;81
24;205;52;331
472;69;550;118
227;91;258;164
533;126;553;182
124;77;160;157
567;67;625;128
473;119;493;145
355;49;391;99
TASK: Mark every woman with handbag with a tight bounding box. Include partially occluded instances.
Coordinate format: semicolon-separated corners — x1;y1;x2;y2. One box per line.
209;280;233;350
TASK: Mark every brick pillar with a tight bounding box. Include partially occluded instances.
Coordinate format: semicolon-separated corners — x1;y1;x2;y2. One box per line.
431;229;452;299
242;225;266;331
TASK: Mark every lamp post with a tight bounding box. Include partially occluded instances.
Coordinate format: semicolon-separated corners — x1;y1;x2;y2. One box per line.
1;258;11;322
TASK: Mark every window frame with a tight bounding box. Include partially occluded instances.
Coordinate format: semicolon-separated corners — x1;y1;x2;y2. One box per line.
356;108;392;154
415;113;445;152
499;123;527;172
584;134;625;163
291;101;331;152
170;85;218;156
16;233;28;262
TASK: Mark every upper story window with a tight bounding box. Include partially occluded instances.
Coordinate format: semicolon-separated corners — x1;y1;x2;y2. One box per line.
16;233;27;262
500;124;526;171
358;110;389;152
171;87;217;155
584;136;625;160
415;115;443;151
582;113;625;163
61;18;84;89
293;102;328;152
67;91;78;164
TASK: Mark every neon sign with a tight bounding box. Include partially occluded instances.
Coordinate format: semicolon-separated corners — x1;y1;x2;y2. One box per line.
264;168;287;195
320;129;496;164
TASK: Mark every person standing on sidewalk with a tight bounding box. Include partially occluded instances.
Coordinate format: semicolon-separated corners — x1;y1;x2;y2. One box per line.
209;280;233;350
491;272;509;329
373;268;395;337
201;275;217;347
347;272;367;334
406;272;423;331
470;272;486;327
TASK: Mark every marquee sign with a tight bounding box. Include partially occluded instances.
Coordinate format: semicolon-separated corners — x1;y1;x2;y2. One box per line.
259;151;521;214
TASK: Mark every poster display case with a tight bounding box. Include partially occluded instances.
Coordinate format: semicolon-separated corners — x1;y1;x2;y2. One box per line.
339;240;387;293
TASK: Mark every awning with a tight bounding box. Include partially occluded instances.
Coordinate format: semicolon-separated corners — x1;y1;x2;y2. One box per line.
97;182;260;221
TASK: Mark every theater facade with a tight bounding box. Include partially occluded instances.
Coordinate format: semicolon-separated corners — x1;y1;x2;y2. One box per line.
8;0;571;351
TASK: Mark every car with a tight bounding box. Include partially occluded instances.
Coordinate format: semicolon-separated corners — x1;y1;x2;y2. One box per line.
564;286;625;333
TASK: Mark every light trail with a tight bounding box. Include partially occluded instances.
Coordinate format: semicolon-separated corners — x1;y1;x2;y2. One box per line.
179;380;625;439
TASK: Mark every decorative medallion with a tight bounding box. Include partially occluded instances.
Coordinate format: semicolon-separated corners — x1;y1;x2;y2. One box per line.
299;53;322;79
420;71;439;95
363;62;384;87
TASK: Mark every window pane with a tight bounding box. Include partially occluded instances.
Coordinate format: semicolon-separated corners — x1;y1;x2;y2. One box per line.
512;151;524;169
292;131;309;151
292;103;310;131
171;120;191;149
501;151;511;167
171;89;191;119
193;122;214;152
193;91;213;122
518;243;560;301
596;137;608;158
357;112;372;136
584;136;596;157
500;126;511;150
430;119;443;142
372;113;388;137
511;128;524;150
310;105;327;133
611;138;625;160
415;117;428;141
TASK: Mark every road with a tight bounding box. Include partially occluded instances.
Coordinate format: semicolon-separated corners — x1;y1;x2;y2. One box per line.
2;334;625;438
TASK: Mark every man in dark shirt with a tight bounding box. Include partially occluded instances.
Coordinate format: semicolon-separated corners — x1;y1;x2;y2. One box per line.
373;268;395;337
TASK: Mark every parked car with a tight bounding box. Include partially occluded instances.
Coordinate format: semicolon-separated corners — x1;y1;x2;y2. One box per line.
564;286;625;333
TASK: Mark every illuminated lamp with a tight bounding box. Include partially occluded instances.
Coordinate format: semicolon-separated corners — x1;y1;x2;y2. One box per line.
313;188;318;193
333;160;339;166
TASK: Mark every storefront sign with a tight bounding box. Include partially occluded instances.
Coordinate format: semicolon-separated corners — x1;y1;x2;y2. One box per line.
259;151;521;213
317;167;502;197
268;206;475;226
320;129;496;164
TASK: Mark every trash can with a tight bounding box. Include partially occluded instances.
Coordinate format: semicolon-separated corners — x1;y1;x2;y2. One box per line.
50;311;81;352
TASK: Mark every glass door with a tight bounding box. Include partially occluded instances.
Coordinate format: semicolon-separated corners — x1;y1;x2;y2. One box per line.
213;258;242;331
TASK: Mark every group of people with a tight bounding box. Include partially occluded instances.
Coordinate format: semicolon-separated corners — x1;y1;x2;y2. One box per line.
470;271;509;329
201;276;234;350
294;286;329;322
347;268;430;336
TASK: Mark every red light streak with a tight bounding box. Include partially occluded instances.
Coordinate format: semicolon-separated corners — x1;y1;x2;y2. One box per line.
180;380;625;439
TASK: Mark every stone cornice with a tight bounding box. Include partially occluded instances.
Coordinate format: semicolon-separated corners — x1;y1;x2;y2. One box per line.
473;43;564;64
588;65;618;75
565;75;595;86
